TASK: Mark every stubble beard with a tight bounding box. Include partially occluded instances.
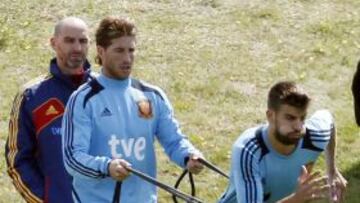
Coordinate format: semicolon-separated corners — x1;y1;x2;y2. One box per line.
105;64;131;80
66;55;86;70
274;124;301;146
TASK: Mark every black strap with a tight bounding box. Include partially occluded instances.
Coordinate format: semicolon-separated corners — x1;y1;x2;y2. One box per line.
198;158;229;179
112;181;122;203
172;158;228;203
127;167;203;203
172;170;196;203
189;172;195;196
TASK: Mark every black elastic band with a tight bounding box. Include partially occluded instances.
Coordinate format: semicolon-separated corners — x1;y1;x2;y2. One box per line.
127;167;203;203
172;158;229;203
172;170;196;203
198;158;229;179
112;181;122;203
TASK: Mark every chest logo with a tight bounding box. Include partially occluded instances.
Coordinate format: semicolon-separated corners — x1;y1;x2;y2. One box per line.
101;107;112;117
137;100;152;119
46;105;59;115
32;98;64;135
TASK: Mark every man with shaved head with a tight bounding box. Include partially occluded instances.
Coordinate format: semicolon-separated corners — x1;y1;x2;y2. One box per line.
5;17;92;203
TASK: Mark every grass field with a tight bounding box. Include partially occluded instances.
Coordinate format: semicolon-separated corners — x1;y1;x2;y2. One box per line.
0;0;359;202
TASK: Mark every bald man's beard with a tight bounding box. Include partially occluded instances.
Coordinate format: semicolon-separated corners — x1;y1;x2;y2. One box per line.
56;47;87;71
66;53;86;69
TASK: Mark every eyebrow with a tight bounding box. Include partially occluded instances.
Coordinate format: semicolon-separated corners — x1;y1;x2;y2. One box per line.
63;36;89;41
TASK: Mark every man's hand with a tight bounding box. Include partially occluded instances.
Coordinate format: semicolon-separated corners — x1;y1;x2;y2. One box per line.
108;159;132;181
328;168;347;202
295;166;330;202
186;153;204;174
279;166;330;203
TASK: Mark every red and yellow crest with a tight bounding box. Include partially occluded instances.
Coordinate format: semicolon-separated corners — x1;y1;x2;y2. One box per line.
137;100;152;119
32;98;64;134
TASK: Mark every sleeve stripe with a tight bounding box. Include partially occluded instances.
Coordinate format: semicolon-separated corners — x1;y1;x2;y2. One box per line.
311;138;331;142
6;93;42;203
64;94;99;177
64;91;101;177
72;185;82;203
309;133;331;137
240;139;260;203
63;88;105;178
309;131;331;142
310;135;330;140
307;129;331;134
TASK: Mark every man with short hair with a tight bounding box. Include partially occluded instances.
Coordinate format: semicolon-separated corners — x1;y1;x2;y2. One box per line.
5;17;92;203
62;16;203;203
218;81;347;203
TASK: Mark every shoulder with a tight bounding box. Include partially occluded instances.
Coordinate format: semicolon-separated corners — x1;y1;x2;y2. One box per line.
232;126;269;171
306;109;334;131
233;126;268;159
234;127;260;148
71;77;104;108
18;74;53;96
302;110;333;151
130;78;167;101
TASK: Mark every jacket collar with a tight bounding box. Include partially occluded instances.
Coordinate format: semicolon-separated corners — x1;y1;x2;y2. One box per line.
49;58;92;89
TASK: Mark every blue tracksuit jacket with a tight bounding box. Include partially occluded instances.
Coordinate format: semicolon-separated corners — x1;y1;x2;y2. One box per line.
62;73;199;203
5;58;92;203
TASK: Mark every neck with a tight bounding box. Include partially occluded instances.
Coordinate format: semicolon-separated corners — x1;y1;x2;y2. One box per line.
102;68;129;81
268;125;297;155
58;62;84;75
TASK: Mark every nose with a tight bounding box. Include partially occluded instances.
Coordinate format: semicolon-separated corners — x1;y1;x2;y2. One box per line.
123;51;132;63
293;120;303;132
73;40;82;51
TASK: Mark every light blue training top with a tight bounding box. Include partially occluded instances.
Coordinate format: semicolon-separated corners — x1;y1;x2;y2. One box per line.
62;73;199;203
218;110;333;203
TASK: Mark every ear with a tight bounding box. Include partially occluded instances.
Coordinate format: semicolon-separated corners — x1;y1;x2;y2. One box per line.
266;109;275;123
50;37;56;50
97;45;105;58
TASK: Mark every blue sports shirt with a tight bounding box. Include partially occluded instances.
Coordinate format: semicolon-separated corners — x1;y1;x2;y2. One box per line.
62;73;199;203
218;110;333;203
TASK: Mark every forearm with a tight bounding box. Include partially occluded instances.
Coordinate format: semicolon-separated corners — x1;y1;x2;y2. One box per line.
6;93;44;202
325;126;337;174
161;136;199;168
6;133;45;202
63;146;111;179
6;159;44;203
157;117;199;168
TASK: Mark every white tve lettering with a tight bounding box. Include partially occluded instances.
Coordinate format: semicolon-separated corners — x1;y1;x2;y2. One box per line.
108;135;146;160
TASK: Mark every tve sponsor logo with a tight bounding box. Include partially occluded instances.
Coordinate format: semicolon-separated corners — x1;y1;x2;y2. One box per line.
51;127;62;135
108;135;146;160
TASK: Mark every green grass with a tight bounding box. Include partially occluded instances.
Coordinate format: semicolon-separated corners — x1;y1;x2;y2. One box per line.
1;0;360;202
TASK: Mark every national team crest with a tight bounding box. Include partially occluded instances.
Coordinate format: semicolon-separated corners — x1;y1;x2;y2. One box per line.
32;98;64;134
137;100;152;119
